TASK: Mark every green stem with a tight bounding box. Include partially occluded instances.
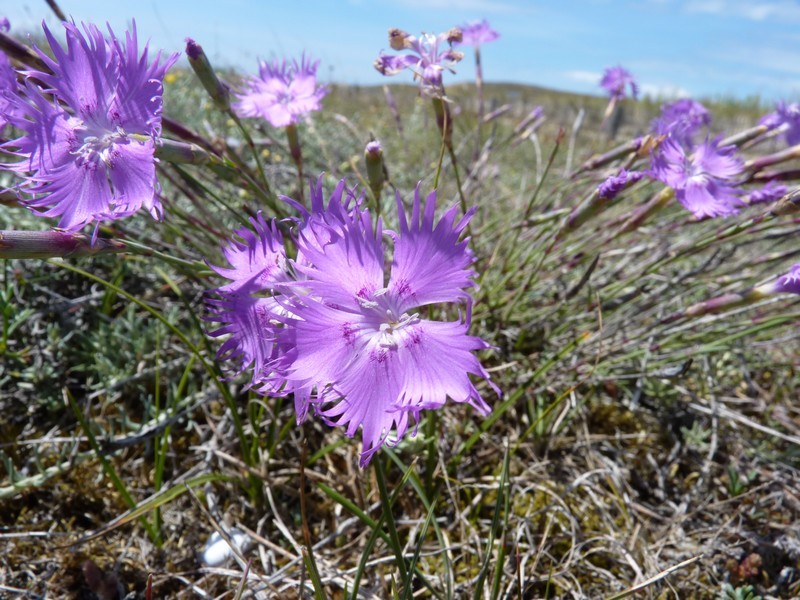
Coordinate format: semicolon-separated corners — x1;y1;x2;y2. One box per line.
286;123;305;205
228;111;274;202
374;458;410;591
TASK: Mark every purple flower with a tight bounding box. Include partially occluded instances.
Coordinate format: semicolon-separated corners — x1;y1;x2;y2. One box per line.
600;65;638;101
205;212;290;393
650;137;743;218
233;55;327;128
0;23;17;132
206;177;496;466
1;21;178;232
760;101;800;146
457;19;500;47
651;98;710;145
283;185;494;465
747;181;787;205
597;168;644;200
769;264;800;295
205;179;358;422
374;28;464;96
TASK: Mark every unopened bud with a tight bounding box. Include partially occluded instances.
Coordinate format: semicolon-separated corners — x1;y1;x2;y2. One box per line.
185;38;231;111
0;230;125;258
365;140;387;200
155;138;213;165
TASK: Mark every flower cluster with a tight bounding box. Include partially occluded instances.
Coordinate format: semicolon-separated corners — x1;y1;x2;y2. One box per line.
599;65;638;101
374;27;464;96
649;137;743;218
1;21;178;234
206;178;495;466
233;55;327;128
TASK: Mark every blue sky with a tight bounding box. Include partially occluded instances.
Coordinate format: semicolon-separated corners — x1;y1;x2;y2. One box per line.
5;0;800;101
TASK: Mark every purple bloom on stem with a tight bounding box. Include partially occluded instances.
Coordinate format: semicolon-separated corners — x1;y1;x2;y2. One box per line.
457;19;500;47
1;21;178;232
600;65;638;101
205;212;290;390
650;137;743;218
759;101;800;146
233;55;327;128
374;28;464;96
597;168;644;200
650;98;710;144
280;184;494;465
205;177;496;466
747;180;787;205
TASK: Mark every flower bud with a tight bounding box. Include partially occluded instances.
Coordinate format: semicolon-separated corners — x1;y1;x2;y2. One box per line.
365;140;386;200
155;138;213;165
0;230;125;258
185;38;231;111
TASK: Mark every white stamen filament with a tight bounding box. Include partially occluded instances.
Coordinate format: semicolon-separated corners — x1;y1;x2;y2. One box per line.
73;125;127;167
377;311;420;349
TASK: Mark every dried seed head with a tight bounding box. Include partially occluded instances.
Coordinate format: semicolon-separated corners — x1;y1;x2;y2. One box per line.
446;27;463;45
388;28;411;50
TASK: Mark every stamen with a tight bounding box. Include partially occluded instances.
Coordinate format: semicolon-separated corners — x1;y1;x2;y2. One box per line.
72;125;128;168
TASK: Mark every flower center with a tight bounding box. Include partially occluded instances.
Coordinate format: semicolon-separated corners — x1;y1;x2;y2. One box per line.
355;287;420;349
276;88;294;106
73;124;128;168
377;311;420;349
687;172;709;187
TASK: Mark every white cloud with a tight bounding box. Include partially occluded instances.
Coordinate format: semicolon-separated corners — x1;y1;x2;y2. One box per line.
684;0;800;21
389;0;525;13
639;83;692;99
707;44;800;77
565;70;601;85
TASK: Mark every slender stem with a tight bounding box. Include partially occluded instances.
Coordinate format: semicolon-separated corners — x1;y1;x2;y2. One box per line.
229;112;274;202
448;145;468;216
374;458;410;591
473;47;484;161
286;123;305;205
432;124;448;192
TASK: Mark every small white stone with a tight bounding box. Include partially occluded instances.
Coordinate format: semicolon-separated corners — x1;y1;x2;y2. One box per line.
200;528;251;567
